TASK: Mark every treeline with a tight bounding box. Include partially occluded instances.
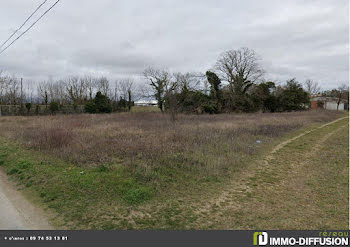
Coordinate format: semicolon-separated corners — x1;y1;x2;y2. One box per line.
144;48;318;114
0;47;348;115
0;73;136;114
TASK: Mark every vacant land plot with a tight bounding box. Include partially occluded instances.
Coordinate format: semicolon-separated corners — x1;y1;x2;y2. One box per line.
0;110;346;229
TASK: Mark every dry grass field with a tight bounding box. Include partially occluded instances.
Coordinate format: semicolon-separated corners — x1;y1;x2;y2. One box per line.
0;110;347;229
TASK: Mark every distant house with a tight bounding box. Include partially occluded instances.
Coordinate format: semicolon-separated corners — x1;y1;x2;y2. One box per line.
134;100;158;106
310;96;349;110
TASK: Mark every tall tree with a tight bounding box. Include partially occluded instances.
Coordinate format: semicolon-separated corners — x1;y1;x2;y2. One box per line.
173;72;201;92
84;76;98;100
215;47;264;110
38;82;49;106
143;67;176;112
96;77;111;99
65;76;88;104
304;79;321;95
206;71;222;112
0;72;8;105
251;81;277;112
117;78;134;100
116;78;135;111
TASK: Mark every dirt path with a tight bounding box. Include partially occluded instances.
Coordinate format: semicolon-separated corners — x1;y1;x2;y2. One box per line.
191;116;349;229
269;116;348;155
0;170;53;230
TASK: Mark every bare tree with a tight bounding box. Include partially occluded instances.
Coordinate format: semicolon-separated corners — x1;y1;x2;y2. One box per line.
304;79;321;95
336;84;349;110
202;79;210;95
47;81;57;103
143;67;176;112
47;80;67;105
57;80;67;104
173;72;201;92
117;78;133;99
84;76;97;100
135;81;152;101
0;72;7;105
65;76;88;104
96;76;111;98
24;79;35;104
38;81;50;105
215;47;263;109
0;72;7;116
5;76;20;105
117;78;135;111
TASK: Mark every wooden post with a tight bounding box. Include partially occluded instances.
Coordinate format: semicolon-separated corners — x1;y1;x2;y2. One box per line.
20;78;23;115
20;78;23;101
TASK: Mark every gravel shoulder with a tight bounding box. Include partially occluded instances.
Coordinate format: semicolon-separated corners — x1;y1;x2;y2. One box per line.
0;169;53;230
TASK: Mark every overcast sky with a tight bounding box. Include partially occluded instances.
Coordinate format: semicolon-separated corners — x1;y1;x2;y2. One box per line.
0;0;348;90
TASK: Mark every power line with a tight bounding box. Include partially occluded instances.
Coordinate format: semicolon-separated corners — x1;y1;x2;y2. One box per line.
0;0;48;49
0;0;61;56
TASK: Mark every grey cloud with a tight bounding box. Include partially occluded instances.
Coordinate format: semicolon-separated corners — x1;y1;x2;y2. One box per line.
0;0;348;89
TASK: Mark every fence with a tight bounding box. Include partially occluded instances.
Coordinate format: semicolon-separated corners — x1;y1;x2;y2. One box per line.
0;105;85;116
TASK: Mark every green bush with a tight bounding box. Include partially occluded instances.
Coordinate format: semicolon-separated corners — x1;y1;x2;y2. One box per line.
173;90;218;114
49;102;59;114
85;92;112;113
25;103;32;113
278;79;310;111
85;101;97;113
250;82;277;112
118;98;128;109
95;92;112;113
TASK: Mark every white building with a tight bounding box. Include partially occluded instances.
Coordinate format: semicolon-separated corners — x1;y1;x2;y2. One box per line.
311;96;348;110
134;100;158;106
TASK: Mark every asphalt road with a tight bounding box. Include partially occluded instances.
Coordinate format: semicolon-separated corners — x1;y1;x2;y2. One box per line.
0;170;52;230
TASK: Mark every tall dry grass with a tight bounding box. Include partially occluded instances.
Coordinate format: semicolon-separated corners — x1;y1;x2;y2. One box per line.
0;110;343;178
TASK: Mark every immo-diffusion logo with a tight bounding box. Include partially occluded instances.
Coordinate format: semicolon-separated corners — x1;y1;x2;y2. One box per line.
253;232;268;246
252;231;349;246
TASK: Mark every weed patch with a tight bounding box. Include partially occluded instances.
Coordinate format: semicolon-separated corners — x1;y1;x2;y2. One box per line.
0;111;345;229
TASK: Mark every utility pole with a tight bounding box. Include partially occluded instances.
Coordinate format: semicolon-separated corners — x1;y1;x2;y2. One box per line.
20;77;23;114
20;78;23;103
